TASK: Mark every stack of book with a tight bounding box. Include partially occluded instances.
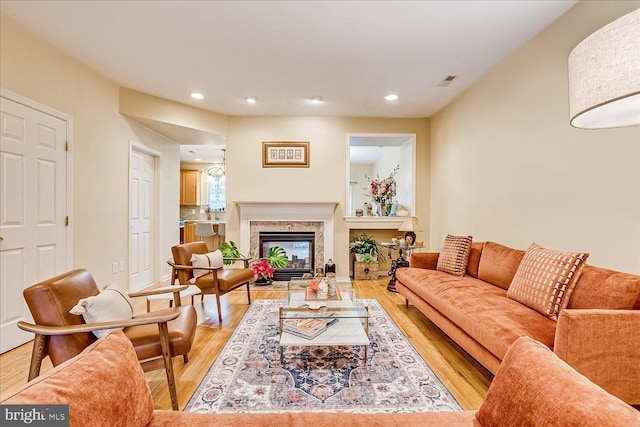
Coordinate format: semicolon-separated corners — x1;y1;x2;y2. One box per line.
282;316;337;340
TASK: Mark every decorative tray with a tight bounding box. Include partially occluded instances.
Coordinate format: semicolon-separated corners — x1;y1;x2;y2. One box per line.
305;287;342;301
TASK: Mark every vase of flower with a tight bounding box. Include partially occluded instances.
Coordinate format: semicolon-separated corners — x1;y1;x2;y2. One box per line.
365;165;399;216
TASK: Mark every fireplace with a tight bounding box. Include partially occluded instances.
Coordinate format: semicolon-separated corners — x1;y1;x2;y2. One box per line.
236;201;338;278
259;232;314;281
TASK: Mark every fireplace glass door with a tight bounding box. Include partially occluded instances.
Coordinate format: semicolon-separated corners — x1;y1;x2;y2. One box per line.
259;232;314;280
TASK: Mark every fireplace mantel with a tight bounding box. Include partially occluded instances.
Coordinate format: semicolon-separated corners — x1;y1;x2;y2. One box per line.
236;201;339;262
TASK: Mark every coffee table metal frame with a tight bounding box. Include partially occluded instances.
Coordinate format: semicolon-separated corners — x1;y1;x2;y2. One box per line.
279;277;370;365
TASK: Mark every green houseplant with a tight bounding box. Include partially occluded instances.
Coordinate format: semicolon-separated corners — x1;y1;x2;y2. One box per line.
219;241;288;282
349;233;383;262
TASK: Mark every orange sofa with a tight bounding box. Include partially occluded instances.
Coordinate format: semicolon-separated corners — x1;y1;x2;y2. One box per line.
2;330;637;426
396;241;640;404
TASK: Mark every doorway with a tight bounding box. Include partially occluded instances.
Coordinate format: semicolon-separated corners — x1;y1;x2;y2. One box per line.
0;92;71;353
129;146;157;291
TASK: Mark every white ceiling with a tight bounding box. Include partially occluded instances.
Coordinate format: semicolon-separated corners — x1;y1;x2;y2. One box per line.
1;0;577;162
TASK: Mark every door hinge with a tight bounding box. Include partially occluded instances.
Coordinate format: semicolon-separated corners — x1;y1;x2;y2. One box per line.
65;141;69;151
65;216;69;227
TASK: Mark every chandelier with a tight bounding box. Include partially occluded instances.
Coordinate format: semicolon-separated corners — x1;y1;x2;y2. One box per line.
205;149;226;182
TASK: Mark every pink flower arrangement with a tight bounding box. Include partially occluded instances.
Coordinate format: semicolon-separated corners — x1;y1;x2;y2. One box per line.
365;165;399;203
251;259;274;280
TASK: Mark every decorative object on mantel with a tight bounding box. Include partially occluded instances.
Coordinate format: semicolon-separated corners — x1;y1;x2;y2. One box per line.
568;9;640;129
363;202;373;216
262;141;310;168
365;165;399;216
398;216;423;246
395;206;409;217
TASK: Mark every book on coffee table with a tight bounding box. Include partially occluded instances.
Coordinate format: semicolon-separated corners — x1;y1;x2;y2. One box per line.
282;316;338;340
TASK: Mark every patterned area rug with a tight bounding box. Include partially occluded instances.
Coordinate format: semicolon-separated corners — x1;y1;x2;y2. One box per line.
185;299;462;414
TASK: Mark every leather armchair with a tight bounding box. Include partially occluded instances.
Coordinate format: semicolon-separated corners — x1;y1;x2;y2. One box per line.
170;242;253;323
18;269;197;410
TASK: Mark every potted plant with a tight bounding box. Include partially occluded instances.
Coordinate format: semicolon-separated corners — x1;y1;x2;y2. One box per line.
218;241;243;265
219;241;288;284
349;232;383;262
251;246;288;284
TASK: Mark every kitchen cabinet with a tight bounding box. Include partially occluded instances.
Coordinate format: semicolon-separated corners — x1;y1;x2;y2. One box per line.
184;222;196;243
180;170;200;205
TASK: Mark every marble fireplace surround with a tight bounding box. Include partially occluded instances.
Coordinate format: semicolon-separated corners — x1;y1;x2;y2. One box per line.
236;202;338;272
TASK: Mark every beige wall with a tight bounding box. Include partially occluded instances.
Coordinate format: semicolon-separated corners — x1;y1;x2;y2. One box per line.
1;13;180;286
430;1;640;274
226;116;429;276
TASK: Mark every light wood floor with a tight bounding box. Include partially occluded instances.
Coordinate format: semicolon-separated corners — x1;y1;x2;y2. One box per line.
0;278;492;411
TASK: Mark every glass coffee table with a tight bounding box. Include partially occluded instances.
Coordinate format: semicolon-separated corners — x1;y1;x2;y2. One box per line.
279;277;370;365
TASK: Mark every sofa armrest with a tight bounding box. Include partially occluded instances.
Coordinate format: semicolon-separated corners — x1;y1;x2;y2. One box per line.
554;309;640;404
409;252;439;270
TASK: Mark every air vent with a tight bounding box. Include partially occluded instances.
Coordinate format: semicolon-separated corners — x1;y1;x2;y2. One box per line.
437;75;457;87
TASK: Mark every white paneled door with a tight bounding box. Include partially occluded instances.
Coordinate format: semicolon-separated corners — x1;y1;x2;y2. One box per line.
130;149;155;291
0;96;69;353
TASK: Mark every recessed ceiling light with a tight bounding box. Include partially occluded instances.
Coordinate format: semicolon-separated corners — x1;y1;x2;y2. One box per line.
385;94;399;101
309;96;324;104
191;92;204;100
246;96;258;104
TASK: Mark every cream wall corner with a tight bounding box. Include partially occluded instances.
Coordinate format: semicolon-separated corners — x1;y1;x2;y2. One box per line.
429;1;640;274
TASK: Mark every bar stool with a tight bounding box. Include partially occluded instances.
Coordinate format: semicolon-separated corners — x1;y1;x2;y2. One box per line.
195;222;216;250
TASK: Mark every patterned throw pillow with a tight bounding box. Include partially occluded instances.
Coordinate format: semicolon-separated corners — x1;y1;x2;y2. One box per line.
507;243;589;320
436;234;473;276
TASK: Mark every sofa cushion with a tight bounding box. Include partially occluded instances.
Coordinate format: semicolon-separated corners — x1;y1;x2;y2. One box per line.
436;234;473;276
567;264;640;310
466;241;484;278
476;337;640;427
507;243;588;320
0;330;154;427
396;267;556;360
476;242;525;290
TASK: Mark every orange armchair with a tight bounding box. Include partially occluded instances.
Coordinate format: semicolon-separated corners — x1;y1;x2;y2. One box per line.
170;242;253;323
17;269;197;410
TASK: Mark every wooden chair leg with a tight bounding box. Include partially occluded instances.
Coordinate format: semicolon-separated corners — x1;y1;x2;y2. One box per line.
183;354;189;363
216;294;223;323
246;283;251;304
28;334;47;381
158;322;179;411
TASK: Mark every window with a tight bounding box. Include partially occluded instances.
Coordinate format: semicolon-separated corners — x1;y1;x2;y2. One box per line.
207;176;226;211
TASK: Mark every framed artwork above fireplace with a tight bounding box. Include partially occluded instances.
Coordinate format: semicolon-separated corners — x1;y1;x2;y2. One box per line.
262;141;309;168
